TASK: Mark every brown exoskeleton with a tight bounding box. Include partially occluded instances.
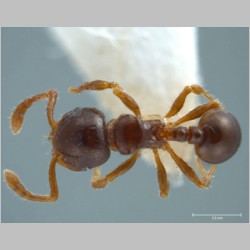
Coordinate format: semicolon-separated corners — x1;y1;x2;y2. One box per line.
4;80;241;201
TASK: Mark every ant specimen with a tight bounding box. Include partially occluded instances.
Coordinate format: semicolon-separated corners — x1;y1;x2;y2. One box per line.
4;80;241;202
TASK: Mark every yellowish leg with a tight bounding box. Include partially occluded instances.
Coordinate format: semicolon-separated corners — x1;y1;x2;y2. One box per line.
163;142;215;188
68;80;141;117
4;155;59;202
92;151;140;188
165;84;215;119
153;149;169;197
168;100;222;127
11;89;58;134
196;158;217;186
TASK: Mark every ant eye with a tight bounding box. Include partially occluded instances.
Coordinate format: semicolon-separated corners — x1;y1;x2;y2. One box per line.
195;110;241;164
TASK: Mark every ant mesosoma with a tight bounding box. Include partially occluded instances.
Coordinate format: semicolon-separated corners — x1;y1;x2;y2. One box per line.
4;80;241;201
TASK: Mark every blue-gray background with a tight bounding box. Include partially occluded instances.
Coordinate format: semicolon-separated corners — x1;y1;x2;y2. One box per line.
1;27;249;223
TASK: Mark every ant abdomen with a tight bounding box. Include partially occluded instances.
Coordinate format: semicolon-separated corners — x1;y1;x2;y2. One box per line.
195;109;241;164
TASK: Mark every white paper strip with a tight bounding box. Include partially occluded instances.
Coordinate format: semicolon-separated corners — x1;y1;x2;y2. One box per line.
50;27;201;186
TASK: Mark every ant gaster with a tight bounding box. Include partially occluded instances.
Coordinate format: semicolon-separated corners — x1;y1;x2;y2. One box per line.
4;80;241;201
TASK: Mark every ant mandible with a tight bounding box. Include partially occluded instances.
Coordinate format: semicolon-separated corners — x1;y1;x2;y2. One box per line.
4;80;241;202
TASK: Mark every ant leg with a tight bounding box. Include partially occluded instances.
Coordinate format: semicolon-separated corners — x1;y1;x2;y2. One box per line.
11;89;58;134
153;149;169;197
164;85;215;119
169;100;222;127
196;158;217;186
68;80;141;117
92;151;140;189
163;142;216;188
4;155;59;202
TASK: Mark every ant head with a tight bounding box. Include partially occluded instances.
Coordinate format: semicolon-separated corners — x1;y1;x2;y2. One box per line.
195;109;241;164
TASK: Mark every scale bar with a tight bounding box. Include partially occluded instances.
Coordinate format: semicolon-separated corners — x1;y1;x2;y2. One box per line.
192;213;242;217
